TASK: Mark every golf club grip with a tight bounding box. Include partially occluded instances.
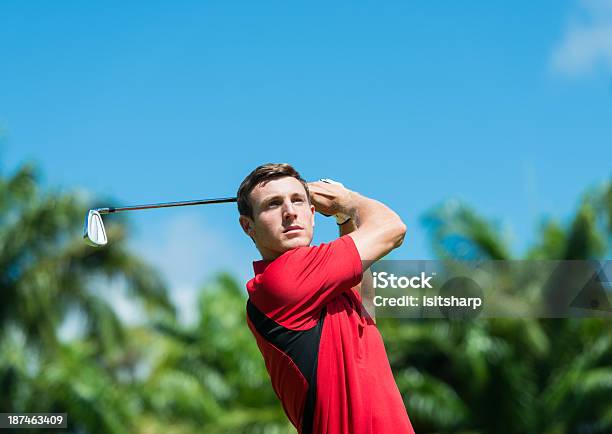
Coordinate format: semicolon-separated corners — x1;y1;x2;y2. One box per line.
96;197;237;214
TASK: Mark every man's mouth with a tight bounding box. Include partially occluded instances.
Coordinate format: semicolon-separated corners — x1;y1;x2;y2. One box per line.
283;225;303;233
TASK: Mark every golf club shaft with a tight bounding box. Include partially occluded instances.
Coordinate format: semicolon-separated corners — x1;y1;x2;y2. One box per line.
95;197;237;214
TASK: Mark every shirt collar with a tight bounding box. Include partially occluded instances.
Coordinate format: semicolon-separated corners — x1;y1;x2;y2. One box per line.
253;260;271;275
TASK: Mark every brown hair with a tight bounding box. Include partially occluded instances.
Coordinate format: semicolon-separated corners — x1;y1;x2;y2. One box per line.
237;163;309;219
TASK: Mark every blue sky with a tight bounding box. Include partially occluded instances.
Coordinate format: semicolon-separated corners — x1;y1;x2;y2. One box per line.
1;1;611;320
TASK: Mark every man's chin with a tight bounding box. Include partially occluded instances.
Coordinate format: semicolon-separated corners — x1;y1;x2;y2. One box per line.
281;236;311;250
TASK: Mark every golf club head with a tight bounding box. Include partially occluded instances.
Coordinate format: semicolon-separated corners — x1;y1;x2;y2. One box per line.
83;210;107;247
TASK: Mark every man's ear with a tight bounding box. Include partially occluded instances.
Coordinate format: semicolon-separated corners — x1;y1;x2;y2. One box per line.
311;204;315;228
239;215;255;238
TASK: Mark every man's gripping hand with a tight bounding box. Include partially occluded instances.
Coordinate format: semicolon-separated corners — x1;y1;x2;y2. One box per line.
308;180;353;218
310;179;406;270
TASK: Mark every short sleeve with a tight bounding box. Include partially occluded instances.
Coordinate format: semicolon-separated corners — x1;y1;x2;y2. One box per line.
252;235;363;329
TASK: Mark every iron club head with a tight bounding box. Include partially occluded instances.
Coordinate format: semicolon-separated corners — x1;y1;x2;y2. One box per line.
83;209;108;247
82;196;237;247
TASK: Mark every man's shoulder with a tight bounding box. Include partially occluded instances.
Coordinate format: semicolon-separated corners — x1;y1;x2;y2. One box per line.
273;236;356;269
257;236;358;287
285;236;354;258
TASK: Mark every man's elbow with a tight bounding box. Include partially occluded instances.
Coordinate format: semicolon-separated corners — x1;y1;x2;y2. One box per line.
392;220;407;248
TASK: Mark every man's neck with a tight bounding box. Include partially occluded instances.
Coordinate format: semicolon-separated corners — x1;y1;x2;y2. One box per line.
259;247;282;261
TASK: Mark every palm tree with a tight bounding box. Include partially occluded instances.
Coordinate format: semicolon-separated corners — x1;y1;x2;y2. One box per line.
0;161;175;433
4;157;610;434
380;180;612;434
139;273;295;434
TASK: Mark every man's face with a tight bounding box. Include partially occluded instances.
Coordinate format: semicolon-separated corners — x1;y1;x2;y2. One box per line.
240;177;315;260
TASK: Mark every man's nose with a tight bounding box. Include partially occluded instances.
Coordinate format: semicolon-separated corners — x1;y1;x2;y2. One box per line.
282;200;297;220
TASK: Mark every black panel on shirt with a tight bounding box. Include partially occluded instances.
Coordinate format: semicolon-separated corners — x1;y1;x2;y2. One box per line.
246;300;326;434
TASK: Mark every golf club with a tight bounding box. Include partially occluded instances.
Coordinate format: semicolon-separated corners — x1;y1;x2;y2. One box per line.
83;196;237;247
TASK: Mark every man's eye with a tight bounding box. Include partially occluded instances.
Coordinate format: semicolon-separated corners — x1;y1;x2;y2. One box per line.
268;201;281;207
292;198;304;204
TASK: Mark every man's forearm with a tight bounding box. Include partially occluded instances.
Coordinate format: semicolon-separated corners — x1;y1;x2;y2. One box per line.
339;218;376;321
339;218;357;237
308;180;406;267
338;191;406;266
339;191;404;239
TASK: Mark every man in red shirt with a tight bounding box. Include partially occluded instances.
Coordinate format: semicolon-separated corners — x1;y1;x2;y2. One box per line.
238;163;415;434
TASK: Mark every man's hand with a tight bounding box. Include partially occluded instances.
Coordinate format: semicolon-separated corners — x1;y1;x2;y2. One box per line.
308;180;353;217
310;179;406;272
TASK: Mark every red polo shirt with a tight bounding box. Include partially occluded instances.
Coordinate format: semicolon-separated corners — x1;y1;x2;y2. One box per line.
246;235;415;434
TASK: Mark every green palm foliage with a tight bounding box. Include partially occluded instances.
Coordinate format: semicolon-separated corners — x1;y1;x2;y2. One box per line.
140;273;294;433
0;161;174;433
2;156;610;434
380;179;612;433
